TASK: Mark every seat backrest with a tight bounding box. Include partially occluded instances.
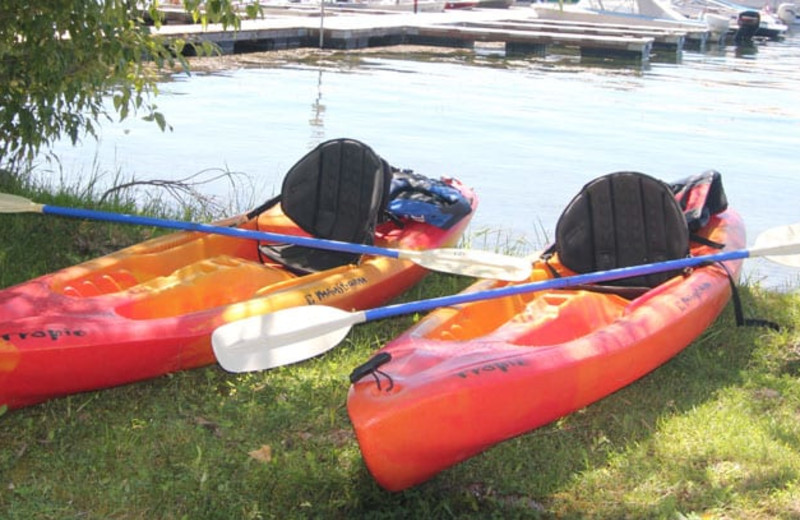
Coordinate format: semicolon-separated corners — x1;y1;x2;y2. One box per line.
261;138;392;274
282;138;391;243
555;171;689;288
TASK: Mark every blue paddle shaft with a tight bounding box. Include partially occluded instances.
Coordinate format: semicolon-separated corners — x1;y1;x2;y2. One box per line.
365;249;750;322
42;204;400;259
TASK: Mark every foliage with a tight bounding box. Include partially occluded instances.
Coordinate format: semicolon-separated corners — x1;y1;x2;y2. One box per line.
0;0;258;168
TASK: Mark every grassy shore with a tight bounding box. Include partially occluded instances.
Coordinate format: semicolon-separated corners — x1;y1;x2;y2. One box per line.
1;176;799;519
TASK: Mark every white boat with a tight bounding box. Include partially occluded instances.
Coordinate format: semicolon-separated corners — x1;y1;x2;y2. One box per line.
777;3;799;24
534;0;728;38
537;0;787;41
670;0;789;39
718;0;800;25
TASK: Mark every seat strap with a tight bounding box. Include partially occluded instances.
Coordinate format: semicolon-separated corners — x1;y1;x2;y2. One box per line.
717;262;780;331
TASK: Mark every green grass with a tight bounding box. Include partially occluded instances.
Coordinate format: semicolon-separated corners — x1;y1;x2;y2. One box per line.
1;177;800;519
0;169;162;288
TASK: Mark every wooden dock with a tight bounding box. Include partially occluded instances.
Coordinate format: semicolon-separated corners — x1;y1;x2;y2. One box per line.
155;5;716;64
462;19;692;51
530;6;720;49
407;23;654;60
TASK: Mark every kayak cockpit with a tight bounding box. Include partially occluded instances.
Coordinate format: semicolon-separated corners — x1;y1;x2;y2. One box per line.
420;287;630;347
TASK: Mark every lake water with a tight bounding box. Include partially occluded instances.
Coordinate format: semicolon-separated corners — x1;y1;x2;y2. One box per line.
41;26;800;290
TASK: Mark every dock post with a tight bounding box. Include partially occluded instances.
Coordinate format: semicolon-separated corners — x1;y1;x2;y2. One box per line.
319;0;325;48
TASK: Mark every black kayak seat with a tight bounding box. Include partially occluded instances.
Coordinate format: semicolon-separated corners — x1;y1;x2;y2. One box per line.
259;138;392;275
555;171;690;288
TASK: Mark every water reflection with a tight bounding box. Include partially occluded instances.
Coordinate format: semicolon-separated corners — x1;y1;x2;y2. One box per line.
734;43;759;58
309;69;326;147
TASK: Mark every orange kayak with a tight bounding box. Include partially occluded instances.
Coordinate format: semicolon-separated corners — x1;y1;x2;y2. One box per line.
0;175;476;410
347;209;745;491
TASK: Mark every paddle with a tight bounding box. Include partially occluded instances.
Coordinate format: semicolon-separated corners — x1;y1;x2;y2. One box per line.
0;192;530;282
211;222;800;373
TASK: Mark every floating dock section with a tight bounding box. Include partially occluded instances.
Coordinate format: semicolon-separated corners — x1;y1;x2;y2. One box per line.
155;5;718;64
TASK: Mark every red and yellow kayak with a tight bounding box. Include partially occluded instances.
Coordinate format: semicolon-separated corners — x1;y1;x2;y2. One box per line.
0;178;476;410
347;209;745;491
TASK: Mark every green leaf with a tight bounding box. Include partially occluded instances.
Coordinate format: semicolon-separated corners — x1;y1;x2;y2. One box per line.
153;112;168;132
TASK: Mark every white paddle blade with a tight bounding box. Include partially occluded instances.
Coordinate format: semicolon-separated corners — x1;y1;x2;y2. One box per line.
0;193;44;213
212;306;367;373
752;223;800;268
400;248;531;282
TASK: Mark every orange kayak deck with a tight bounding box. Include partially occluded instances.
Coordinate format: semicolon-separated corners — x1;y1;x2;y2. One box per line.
347;210;745;491
0;179;477;410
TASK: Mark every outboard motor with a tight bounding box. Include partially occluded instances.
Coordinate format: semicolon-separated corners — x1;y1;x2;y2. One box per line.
734;10;761;44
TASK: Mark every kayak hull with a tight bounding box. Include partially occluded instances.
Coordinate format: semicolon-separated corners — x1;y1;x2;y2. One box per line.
347;210;745;491
0;179;476;410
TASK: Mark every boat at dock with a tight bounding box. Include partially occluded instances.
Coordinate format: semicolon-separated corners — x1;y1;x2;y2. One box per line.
776;3;800;25
669;0;789;40
532;0;726;45
719;0;800;25
534;0;788;41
